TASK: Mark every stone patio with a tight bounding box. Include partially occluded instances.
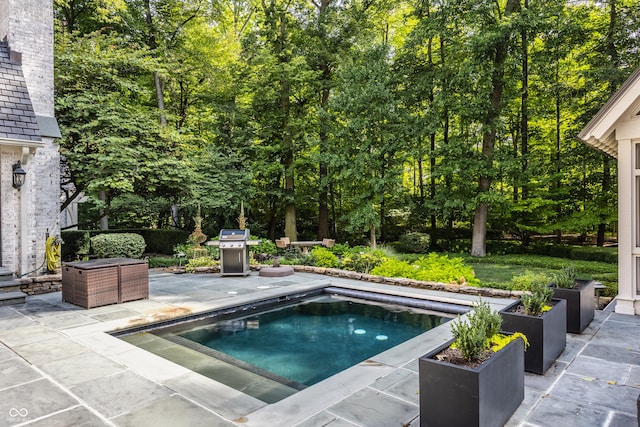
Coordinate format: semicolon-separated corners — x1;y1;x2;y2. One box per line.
0;270;637;426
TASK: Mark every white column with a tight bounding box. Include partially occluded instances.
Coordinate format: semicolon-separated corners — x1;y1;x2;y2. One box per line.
616;138;636;314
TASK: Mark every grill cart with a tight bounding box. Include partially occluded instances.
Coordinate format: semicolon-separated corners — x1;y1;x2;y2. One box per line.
207;229;260;276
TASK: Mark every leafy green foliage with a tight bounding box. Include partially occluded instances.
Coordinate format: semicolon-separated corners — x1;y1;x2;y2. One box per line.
509;270;553;291
397;232;431;254
340;248;389;273
451;300;503;362
185;257;218;272
60;231;90;261
90;233;146;258
309;247;339;268
552;265;578;289
516;274;554;316
372;253;480;286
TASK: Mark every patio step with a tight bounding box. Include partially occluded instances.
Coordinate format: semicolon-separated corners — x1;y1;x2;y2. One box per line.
0;291;26;306
0;267;27;305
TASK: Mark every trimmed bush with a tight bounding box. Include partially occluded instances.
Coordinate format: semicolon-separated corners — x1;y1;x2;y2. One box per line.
61;230;90;261
397;232;431;254
310;247;339;268
90;233;146;258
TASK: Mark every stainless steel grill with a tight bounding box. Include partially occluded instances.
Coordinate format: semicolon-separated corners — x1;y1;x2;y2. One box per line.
208;229;259;276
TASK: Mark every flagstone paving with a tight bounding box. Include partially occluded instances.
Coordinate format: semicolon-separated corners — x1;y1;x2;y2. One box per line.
0;270;637;426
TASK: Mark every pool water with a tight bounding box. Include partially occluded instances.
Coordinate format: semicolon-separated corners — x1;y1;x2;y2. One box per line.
179;296;449;386
120;294;451;403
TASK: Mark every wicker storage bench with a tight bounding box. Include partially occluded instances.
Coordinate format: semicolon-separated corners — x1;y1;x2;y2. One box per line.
62;258;148;308
114;258;149;303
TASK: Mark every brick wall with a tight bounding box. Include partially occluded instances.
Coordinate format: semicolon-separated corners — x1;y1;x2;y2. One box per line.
0;0;60;275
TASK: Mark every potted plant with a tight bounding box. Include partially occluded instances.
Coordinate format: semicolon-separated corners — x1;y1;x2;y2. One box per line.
500;274;566;374
419;300;527;427
550;265;595;334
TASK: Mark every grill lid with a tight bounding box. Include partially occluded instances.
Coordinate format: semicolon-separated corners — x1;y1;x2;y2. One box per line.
219;229;250;240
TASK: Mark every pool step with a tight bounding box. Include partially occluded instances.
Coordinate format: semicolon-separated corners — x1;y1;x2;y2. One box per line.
121;332;299;404
0;267;26;305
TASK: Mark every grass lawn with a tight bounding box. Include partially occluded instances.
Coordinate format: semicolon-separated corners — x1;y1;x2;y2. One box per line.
457;254;618;297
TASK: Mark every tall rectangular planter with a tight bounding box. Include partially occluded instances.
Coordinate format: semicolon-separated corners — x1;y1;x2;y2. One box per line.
419;337;525;427
500;298;566;374
551;279;595;334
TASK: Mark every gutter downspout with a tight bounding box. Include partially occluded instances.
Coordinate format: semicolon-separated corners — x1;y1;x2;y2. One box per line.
19;147;30;275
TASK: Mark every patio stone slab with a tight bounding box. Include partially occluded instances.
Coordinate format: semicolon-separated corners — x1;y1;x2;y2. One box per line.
326;387;418;427
0;324;61;347
0;357;42;389
294;411;358;427
89;309;139;322
521;361;567;393
566;355;632;384
608;411;638;427
505;387;543;427
36;311;97;329
370;368;419;405
526;394;610;426
581;342;640;366
0;378;78;424
0;342;18;362
589;319;640;349
26;406;110;426
113;394;234;427
40;351;126;387
163;371;266;420
557;334;589;363
626;365;640;387
549;373;639;414
70;370;172;419
13;335;88;365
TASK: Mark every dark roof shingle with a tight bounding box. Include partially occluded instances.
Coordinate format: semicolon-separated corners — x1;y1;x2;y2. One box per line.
0;42;41;142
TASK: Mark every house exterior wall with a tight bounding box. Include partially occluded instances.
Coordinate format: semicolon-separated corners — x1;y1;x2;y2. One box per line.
0;0;60;275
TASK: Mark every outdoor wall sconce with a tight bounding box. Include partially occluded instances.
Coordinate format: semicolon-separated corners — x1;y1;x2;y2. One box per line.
12;161;26;190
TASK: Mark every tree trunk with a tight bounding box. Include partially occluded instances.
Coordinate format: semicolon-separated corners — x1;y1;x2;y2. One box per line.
99;190;109;230
470;0;520;257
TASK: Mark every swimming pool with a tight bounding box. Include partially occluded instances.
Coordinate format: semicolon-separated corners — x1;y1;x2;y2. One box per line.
114;287;460;403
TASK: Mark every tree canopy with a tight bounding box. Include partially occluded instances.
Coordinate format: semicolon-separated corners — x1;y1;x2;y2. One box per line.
54;0;637;252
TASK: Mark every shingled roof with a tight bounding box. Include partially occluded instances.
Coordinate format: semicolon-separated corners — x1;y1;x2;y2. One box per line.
0;41;41;142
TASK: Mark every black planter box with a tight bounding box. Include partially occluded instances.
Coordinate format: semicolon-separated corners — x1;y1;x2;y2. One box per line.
419;337;525;427
500;298;566;374
551;279;595;334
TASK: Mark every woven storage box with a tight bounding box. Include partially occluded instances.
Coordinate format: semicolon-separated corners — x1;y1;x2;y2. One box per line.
117;259;149;303
61;265;76;303
63;263;119;308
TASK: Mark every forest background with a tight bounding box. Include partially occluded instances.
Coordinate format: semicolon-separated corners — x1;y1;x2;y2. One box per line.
54;0;639;257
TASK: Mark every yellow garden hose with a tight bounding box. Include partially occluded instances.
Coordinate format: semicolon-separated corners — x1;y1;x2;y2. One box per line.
45;235;62;272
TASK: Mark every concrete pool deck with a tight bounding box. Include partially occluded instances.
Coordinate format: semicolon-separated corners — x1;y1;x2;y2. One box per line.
0;269;638;426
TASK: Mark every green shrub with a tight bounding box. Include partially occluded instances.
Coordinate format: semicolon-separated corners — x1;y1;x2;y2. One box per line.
90;233;146;258
310;247;339;268
340;248;388;273
451;300;502;361
185;256;218;272
521;280;554;316
61;230;90;261
397;232;431;254
509;270;552;291
552;265;578;289
249;237;278;256
370;253;481;286
141;229;190;254
148;257;182;268
329;243;351;256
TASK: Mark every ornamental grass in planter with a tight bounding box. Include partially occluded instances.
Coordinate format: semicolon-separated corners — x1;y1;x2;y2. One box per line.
501;275;566;375
551;265;595;334
419;301;527;427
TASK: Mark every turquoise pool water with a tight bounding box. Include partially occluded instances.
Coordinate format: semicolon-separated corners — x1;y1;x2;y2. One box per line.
174;295;449;386
119;292;452;403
